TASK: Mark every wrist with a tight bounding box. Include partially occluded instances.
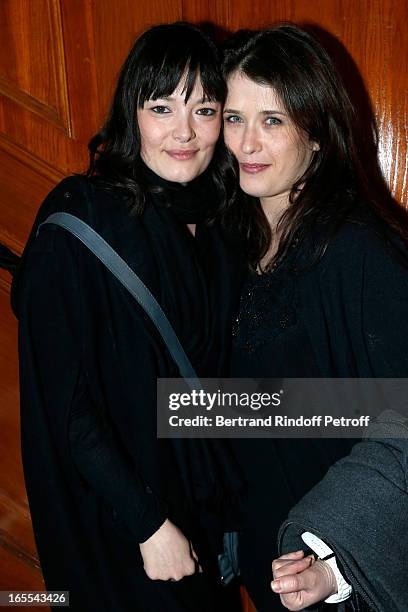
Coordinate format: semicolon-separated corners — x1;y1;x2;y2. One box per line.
301;531;352;603
315;559;338;597
139;517;169;544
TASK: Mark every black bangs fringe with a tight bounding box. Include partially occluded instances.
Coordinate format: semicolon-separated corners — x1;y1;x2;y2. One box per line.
137;57;196;106
137;57;222;107
87;21;232;216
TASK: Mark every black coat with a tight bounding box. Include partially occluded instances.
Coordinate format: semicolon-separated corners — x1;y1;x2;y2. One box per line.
230;209;408;611
13;175;243;611
274;215;408;612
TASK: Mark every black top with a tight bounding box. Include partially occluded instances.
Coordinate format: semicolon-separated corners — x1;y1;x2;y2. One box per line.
13;171;244;611
232;248;320;378
231;232;355;528
232;207;408;379
230;209;408;610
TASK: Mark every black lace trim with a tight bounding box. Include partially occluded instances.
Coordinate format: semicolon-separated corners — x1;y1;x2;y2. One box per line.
232;266;299;353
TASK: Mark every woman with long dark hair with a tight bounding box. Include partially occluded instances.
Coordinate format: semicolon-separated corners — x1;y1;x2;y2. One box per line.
13;22;243;612
221;24;408;611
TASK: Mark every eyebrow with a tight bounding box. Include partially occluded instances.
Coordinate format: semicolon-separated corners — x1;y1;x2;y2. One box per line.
223;108;287;116
150;96;216;103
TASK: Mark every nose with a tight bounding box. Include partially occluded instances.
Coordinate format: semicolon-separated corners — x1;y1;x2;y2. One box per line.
241;125;261;155
172;114;196;143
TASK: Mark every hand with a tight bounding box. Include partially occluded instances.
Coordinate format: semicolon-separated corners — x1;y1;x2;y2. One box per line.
271;550;337;611
139;519;202;581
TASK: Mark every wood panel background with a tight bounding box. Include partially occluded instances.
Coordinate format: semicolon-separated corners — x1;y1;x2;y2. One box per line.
0;1;406;609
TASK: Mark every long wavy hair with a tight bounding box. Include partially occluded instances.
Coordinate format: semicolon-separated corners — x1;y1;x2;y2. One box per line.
88;22;234;215
222;25;407;271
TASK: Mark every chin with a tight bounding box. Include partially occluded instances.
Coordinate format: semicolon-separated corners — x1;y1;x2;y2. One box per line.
163;162;205;184
239;181;268;198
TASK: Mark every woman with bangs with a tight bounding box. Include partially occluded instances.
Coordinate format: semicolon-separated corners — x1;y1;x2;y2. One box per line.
13;22;243;612
221;24;408;612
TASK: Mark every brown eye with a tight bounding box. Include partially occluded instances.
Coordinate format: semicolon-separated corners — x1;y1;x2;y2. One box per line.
151;106;171;114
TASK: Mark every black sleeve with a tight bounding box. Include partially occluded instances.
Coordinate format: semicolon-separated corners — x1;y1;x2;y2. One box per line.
360;232;408;416
69;380;167;543
277;228;408;609
362;232;408;378
21;221;166;543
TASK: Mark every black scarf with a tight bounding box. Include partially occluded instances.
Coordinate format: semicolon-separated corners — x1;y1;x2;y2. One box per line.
139;160;218;224
139;161;245;519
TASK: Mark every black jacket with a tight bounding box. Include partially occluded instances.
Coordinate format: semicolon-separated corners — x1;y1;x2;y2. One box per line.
13;174;243;611
273;214;408;612
230;209;408;612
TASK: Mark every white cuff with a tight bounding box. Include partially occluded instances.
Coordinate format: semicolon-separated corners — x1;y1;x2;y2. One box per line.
301;531;352;604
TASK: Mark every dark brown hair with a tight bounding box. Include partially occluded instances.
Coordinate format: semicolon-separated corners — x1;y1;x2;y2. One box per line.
88;22;233;214
222;24;407;271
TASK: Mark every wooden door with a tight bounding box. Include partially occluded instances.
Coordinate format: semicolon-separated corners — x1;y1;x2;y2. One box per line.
0;2;406;610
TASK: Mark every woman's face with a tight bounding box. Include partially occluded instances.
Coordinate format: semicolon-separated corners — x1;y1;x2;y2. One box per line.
137;77;221;183
224;72;318;206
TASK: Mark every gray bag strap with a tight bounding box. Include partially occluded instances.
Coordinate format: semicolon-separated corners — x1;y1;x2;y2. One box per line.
38;212;200;387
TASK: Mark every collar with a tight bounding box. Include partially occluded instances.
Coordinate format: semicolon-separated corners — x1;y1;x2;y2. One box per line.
139;160;217;224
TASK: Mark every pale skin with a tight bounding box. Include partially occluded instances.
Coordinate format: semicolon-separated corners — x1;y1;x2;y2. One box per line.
140;519;202;581
136;76;221;580
224;72;337;605
137;74;221;239
271;550;338;610
223;72;319;268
